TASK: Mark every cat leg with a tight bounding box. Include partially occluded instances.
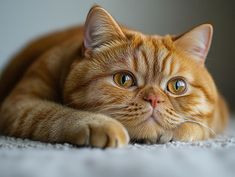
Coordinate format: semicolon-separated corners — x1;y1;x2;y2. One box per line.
0;95;129;148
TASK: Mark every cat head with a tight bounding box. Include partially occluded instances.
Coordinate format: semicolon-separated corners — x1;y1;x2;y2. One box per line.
64;6;218;141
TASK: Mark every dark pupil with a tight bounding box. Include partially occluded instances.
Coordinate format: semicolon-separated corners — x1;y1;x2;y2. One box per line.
121;75;129;84
175;80;183;90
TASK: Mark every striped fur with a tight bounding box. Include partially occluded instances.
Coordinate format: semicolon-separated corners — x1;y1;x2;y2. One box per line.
0;6;228;147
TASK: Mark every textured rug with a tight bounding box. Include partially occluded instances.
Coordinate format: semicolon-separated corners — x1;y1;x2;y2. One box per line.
0;118;235;177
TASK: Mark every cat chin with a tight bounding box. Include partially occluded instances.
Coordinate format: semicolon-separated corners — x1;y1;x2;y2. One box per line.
140;114;175;130
139;108;174;129
124;116;177;144
146;116;159;124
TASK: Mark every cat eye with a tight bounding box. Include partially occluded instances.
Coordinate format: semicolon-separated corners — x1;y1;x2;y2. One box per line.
113;72;135;88
167;77;187;95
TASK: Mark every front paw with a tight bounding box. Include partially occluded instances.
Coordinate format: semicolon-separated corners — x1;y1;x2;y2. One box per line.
172;123;208;142
73;116;129;148
132;131;173;144
157;132;173;144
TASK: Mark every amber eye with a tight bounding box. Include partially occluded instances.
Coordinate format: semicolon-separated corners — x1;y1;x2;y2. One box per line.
113;72;135;88
167;78;187;95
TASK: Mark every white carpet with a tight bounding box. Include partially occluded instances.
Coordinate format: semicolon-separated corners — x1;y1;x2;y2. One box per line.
0;118;235;177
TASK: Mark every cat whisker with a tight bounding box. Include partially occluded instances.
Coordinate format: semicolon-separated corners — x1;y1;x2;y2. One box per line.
165;108;181;118
166;107;216;136
183;117;216;136
156;109;183;124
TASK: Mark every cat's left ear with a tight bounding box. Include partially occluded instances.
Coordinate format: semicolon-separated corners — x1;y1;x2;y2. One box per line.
83;5;126;55
174;24;213;64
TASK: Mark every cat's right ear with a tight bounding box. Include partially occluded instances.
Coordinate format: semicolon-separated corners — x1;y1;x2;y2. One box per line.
83;5;126;56
174;24;213;64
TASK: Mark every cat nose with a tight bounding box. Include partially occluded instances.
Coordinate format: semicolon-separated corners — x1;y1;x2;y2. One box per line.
144;94;158;108
143;94;159;108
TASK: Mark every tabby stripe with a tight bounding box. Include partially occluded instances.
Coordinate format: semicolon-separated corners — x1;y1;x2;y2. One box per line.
3;117;16;135
135;39;143;50
28;107;54;139
44;108;67;140
177;101;196;113
140;50;149;81
151;40;159;78
191;83;214;104
165;109;180;118
160;52;171;73
218;100;227;128
4;105;25;136
66;73;111;99
169;57;176;76
15;106;33;137
132;54;138;72
170;60;180;76
163;55;173;75
29;70;57;91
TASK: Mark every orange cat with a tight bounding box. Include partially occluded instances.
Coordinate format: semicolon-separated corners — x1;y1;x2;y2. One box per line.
0;6;228;148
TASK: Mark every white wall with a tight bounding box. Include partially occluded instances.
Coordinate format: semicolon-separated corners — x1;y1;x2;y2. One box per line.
0;0;234;109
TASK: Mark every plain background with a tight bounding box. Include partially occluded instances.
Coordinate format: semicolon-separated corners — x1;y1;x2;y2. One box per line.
0;0;234;111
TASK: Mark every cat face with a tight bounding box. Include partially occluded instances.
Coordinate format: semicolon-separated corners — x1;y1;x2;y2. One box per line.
64;6;218;140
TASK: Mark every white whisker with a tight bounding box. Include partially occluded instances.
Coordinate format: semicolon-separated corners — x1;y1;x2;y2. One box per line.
166;108;216;136
183;117;216;136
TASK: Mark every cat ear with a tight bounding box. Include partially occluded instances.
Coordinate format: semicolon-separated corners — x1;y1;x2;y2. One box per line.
83;6;125;52
174;24;213;64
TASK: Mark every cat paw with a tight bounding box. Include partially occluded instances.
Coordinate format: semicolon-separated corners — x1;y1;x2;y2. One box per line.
172;123;207;142
157;132;173;144
74;117;129;148
132;131;173;144
172;133;205;142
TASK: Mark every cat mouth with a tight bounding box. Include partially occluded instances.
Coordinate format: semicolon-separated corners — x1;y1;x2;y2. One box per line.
146;116;160;125
143;108;170;128
142;110;160;125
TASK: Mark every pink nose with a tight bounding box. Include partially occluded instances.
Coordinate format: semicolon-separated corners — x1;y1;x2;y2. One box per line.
144;94;158;108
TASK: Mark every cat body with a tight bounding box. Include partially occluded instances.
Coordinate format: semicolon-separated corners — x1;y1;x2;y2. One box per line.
0;6;228;148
